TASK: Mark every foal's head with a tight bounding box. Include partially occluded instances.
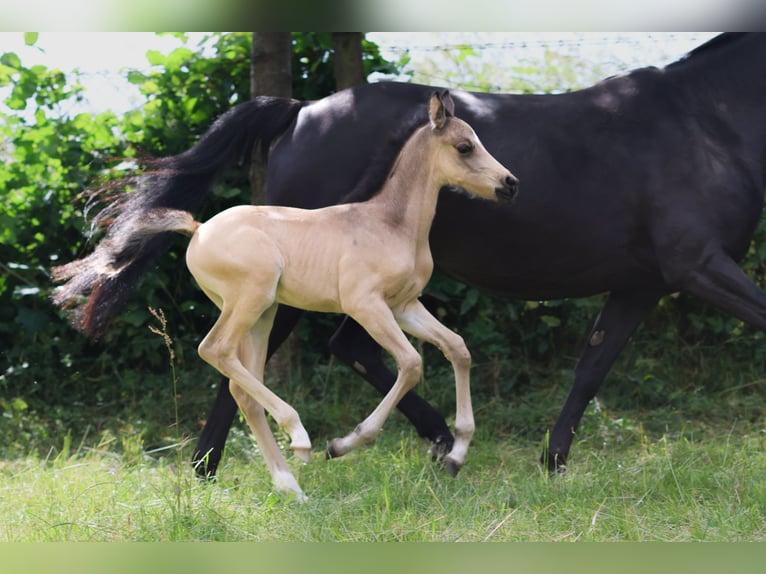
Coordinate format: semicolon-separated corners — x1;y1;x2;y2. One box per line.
426;90;519;203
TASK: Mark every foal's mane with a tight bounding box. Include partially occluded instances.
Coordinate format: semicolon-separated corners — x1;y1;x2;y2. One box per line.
339;108;431;204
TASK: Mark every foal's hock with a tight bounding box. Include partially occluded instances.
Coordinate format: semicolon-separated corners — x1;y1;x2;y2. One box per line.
81;91;517;500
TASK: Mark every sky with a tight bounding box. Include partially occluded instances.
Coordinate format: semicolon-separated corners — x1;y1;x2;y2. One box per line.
0;32;718;116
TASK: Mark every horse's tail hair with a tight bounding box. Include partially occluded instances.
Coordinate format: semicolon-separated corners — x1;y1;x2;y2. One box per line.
128;208;201;240
51;96;305;338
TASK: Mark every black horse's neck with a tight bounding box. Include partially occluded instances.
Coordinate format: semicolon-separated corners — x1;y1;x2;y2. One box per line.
669;33;766;179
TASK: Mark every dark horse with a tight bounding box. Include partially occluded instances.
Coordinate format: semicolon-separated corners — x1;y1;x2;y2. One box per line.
54;33;766;477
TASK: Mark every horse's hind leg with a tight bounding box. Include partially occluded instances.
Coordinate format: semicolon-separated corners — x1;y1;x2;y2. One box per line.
329;315;454;457
680;250;766;331
230;306;307;500
395;300;473;477
198;299;312;463
192;305;305;478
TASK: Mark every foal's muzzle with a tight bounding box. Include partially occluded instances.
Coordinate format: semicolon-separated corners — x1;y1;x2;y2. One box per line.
495;174;519;203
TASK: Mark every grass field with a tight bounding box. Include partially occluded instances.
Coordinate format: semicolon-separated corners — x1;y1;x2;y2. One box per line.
1;408;764;542
3;311;766;542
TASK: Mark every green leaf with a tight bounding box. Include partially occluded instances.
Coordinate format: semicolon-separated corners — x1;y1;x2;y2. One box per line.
23;32;39;46
164;47;193;71
126;70;148;85
16;307;49;334
0;52;21;69
145;50;165;66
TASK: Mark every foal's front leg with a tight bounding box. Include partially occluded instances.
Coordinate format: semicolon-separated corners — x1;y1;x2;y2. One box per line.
396;299;474;476
327;300;423;458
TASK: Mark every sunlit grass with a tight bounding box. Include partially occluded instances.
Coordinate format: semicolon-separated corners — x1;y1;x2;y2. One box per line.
1;416;764;541
2;306;765;541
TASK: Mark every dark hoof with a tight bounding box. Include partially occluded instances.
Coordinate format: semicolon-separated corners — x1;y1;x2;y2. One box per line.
430;434;455;461
443;458;461;478
191;450;219;480
541;451;568;476
549;463;567;477
195;472;217;484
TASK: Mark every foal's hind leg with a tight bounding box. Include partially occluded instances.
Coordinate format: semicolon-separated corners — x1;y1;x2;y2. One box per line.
395;299;474;477
192;305;306;478
230;307;306;500
198;298;311;461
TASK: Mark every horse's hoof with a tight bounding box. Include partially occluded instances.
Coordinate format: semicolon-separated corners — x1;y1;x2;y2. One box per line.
549;463;567;477
443;458;461;478
293;447;311;463
430;434;455;461
542;451;568;476
191;450;219;479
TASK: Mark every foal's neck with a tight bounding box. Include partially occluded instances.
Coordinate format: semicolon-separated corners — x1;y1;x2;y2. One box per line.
368;126;442;245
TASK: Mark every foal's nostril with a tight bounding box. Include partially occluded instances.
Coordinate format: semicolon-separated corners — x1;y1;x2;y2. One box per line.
505;175;519;199
495;174;519;203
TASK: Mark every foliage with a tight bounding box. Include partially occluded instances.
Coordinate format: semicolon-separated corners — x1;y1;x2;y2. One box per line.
1;47;130;440
290;32;402;100
402;41;611;94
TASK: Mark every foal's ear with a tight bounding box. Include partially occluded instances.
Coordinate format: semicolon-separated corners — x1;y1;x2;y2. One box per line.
441;90;455;117
429;91;449;130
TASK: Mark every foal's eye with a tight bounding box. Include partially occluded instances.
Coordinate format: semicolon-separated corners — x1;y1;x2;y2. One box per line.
456;142;473;155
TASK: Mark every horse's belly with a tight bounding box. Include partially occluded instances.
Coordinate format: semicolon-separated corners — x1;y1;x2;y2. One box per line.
276;267;343;313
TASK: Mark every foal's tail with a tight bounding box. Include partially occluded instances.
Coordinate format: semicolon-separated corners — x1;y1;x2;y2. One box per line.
52;96;305;337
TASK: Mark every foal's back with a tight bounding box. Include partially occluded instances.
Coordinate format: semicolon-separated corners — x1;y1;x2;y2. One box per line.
186;201;420;315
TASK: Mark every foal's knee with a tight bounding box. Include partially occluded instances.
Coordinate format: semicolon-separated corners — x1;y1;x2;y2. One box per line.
399;351;423;389
445;335;471;371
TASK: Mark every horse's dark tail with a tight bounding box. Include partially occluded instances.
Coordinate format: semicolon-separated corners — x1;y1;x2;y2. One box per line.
51;96;305;338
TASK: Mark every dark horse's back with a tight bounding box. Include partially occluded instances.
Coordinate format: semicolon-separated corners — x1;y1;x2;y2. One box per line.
268;56;765;301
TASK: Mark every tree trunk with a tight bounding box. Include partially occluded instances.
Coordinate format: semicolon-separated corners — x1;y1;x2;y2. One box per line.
333;32;365;90
250;33;295;386
251;32;293;98
250;32;292;205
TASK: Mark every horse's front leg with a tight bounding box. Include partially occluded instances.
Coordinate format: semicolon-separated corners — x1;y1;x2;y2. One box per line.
395;299;474;477
546;289;661;473
328;315;455;458
326;301;423;458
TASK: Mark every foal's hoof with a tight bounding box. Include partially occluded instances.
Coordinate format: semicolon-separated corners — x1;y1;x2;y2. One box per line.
293;447;311;463
325;440;342;460
443;457;462;478
430;434;455;461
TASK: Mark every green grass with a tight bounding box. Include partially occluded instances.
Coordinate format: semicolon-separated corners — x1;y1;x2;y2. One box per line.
1;413;764;541
3;311;766;542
